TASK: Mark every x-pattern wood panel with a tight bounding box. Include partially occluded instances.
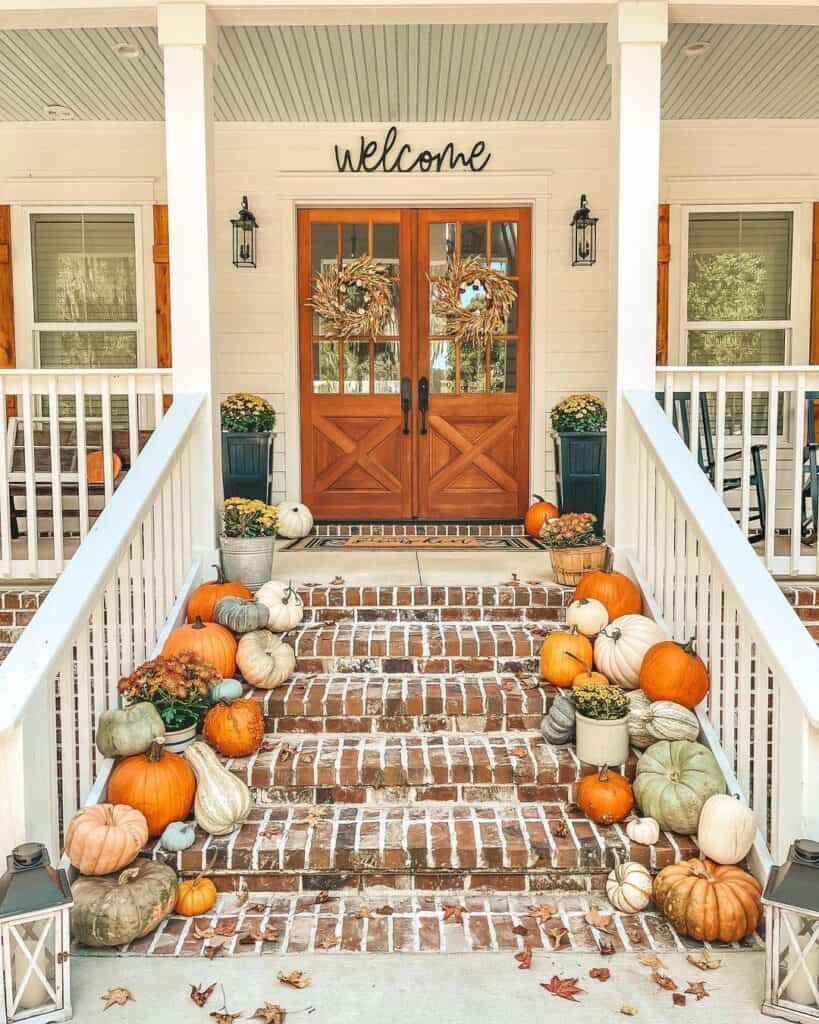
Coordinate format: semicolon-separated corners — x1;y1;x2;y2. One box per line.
313;414;403;494
427;414;518;495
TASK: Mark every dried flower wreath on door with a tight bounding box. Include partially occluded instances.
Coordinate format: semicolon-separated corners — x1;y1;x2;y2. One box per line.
309;255;393;341
431;255;517;344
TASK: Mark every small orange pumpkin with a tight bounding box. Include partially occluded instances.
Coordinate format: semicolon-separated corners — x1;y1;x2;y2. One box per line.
540;627;593;688
569;655;608;689
175;875;218;917
524;494;559;538
108;738;196;837
576;764;634;825
203;698;264;758
573;569;642;620
162;616;237;678
187;565;252;623
639;636;709;709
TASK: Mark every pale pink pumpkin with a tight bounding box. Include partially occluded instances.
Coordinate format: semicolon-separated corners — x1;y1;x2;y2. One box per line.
64;803;149;876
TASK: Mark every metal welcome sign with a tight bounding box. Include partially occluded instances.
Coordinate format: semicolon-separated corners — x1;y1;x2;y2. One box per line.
334;125;491;173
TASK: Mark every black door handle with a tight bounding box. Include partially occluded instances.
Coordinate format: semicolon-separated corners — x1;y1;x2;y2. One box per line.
400;377;411;435
418;377;429;435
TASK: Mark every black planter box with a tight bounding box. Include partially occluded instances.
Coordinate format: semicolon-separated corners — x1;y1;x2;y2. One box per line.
222;432;272;502
553;431;607;530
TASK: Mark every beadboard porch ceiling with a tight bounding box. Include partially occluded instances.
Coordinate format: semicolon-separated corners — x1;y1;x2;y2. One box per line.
0;21;817;122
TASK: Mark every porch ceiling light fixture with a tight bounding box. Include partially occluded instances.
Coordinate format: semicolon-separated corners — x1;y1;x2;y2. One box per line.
43;104;75;121
112;41;142;60
683;40;711;57
570;194;598;267
231;196;258;269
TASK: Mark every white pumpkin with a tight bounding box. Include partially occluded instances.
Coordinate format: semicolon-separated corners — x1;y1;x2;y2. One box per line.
237;629;296;689
593;614;666;689
645;700;700;743
697;793;757;865
184;741;252;836
606;859;653;914
276;502;313;539
256;580;304;632
626;816;661;846
626;690;654;749
566;598;609;638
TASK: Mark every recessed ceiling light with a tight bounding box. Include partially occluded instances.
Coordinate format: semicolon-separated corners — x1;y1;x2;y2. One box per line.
684;40;712;57
113;41;142;60
44;104;75;121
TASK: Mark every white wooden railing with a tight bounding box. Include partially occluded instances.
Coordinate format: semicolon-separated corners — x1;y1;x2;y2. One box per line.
0;393;205;863
657;366;819;577
0;369;173;580
624;389;819;869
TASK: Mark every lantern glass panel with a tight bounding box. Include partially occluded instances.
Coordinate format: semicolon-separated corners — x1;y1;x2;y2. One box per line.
774;909;819;1011
5;915;60;1018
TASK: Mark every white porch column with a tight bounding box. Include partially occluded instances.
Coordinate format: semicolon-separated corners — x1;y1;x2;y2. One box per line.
158;2;220;565
607;1;667;557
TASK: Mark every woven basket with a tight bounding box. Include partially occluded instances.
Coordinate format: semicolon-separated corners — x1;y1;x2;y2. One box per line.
548;543;609;586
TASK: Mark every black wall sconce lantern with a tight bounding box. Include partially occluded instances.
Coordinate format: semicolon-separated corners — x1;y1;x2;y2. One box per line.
571;194;598;267
231;196;258;268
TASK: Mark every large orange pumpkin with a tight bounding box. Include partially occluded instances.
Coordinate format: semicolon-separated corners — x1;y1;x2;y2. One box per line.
573;569;642;620
64;803;148;876
576;765;634;825
203;698;264;758
540;627;593;688
652;858;762;942
187;566;252;623
175;876;218;917
162;616;237;677
524;495;559;538
108;738;196;837
639;637;709;709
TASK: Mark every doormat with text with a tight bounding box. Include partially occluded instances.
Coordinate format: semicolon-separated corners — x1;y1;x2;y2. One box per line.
281;534;547;551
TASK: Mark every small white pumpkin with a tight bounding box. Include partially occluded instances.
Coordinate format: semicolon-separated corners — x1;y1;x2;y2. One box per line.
593;614;666;689
566;597;609;638
237;629;296;689
645;700;700;743
184;741;252;836
276;502;314;539
626;816;661;846
606;858;653;914
256;580;304;632
697;793;757;865
626;690;654;750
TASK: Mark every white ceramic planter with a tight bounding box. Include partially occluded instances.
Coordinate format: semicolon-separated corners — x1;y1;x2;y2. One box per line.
575;711;630;767
164;723;197;754
220;535;276;591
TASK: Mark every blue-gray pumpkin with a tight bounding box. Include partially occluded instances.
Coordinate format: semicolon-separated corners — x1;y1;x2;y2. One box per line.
159;820;196;853
209;678;244;704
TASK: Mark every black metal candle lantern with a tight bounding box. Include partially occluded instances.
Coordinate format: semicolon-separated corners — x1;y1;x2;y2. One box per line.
570;194;598;267
231;196;258;268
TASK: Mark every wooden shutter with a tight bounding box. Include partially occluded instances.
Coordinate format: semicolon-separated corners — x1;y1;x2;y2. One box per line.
153;205;172;408
656;203;670;365
0;206;16;415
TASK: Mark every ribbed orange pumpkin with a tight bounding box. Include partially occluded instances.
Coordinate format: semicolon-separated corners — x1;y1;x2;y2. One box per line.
576;765;634;825
524;495;559;538
64;803;149;876
653;858;762;942
162;616;237;677
186;566;252;623
540;627;593;688
573;569;642;620
203;698;264;758
175;876;218;917
639;637;709;709
108;739;196;837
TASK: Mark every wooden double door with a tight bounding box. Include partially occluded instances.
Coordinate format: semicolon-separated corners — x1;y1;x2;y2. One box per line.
298;207;531;521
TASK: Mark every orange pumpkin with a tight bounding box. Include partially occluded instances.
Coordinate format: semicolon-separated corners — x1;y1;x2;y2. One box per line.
64;803;148;876
639;636;709;709
576;765;634;825
108;738;196;837
175;876;218;917
524;494;559;538
203;698;264;758
570;657;608;689
652;858;762;942
187;566;252;623
162;616;237;677
540;627;593;688
573;569;642;620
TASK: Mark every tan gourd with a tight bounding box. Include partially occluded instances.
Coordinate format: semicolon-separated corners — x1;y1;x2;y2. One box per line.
184;741;252;835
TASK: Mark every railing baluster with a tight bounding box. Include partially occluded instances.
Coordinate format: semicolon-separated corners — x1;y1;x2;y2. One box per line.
181;443;192;571
792;373;806;575
674;502;686;639
739;374;752;537
736;622;753;800
101;376;114;504
143;510;157;650
0;376;12;575
20;378;39;577
75;621;93;800
47;377;65;573
57;652;77;831
74;376;90;542
689;371;700;461
127;375;139;469
715;374;727;497
764;373;779;568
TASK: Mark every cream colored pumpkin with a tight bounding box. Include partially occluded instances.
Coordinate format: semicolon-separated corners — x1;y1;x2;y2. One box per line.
237;630;296;689
626;690;654;749
566;598;609;638
184;741;252;835
626;816;661;846
606;858;653;913
645;700;700;743
64;803;149;876
697;794;757;865
276;502;313;539
255;580;304;633
593;614;666;689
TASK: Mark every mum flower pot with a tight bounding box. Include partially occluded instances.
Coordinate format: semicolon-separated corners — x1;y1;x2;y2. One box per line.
575;710;629;767
548;543;608;586
221;431;272;502
163;722;198;754
220;535;276;591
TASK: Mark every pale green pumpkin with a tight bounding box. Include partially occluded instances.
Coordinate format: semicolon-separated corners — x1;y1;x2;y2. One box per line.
95;702;165;758
633;739;725;835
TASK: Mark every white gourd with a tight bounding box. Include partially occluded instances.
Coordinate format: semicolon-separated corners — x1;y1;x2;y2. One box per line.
566;598;609;638
255;580;304;632
626;816;661;846
276;502;314;539
593;614;666;689
697;794;757;865
645;700;700;743
184;741;252;836
626;690;654;749
606;858;653;913
237;630;296;689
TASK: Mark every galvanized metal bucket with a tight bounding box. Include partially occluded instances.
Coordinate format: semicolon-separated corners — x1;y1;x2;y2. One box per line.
219;535;276;591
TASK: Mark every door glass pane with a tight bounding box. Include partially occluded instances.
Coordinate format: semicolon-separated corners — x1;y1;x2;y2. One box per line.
429;223;455;275
460;340;487;393
429;281;448;336
310;222;338;275
491;340;517;392
491;221;518;276
342;222;368;259
383;279;400;336
373;223;399;260
375;342;400;393
461;221;487;260
503;295;519;335
313;341;340;393
430;340;456;393
343;341;370;394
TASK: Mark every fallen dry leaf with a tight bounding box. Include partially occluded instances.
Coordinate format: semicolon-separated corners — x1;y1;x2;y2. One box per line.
528;902;558;924
210;1013;242;1024
585;909;613;933
624;924;646;946
300;753;314;765
276;745;297;765
514;940;532;970
651;971;679;992
672;993;687;1008
552;820;569;838
685;981;710;1001
500;680;517;693
314;890;332;905
245;902;270;914
234;887;249;908
194;922;216;939
248;925;279;943
509;746;528;758
687;949;722;971
541;975;584;1003
306;807;325;826
512;924;529;936
620;1006;638;1016
331;576;345;585
598;938;616;957
564;802;581;815
277;970;310;989
214;920;239;937
318;934;339;949
190;983;216;1008
638;952;666;970
239;933;256;946
546;925;569;949
354;906;372;920
252;1004;287;1024
376;904;395;916
101;988;135;1011
442;904;466;923
589;967;611;982
204;941;225;960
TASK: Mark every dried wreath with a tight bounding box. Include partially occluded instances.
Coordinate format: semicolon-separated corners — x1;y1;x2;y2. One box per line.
309;254;392;341
430;255;517;344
